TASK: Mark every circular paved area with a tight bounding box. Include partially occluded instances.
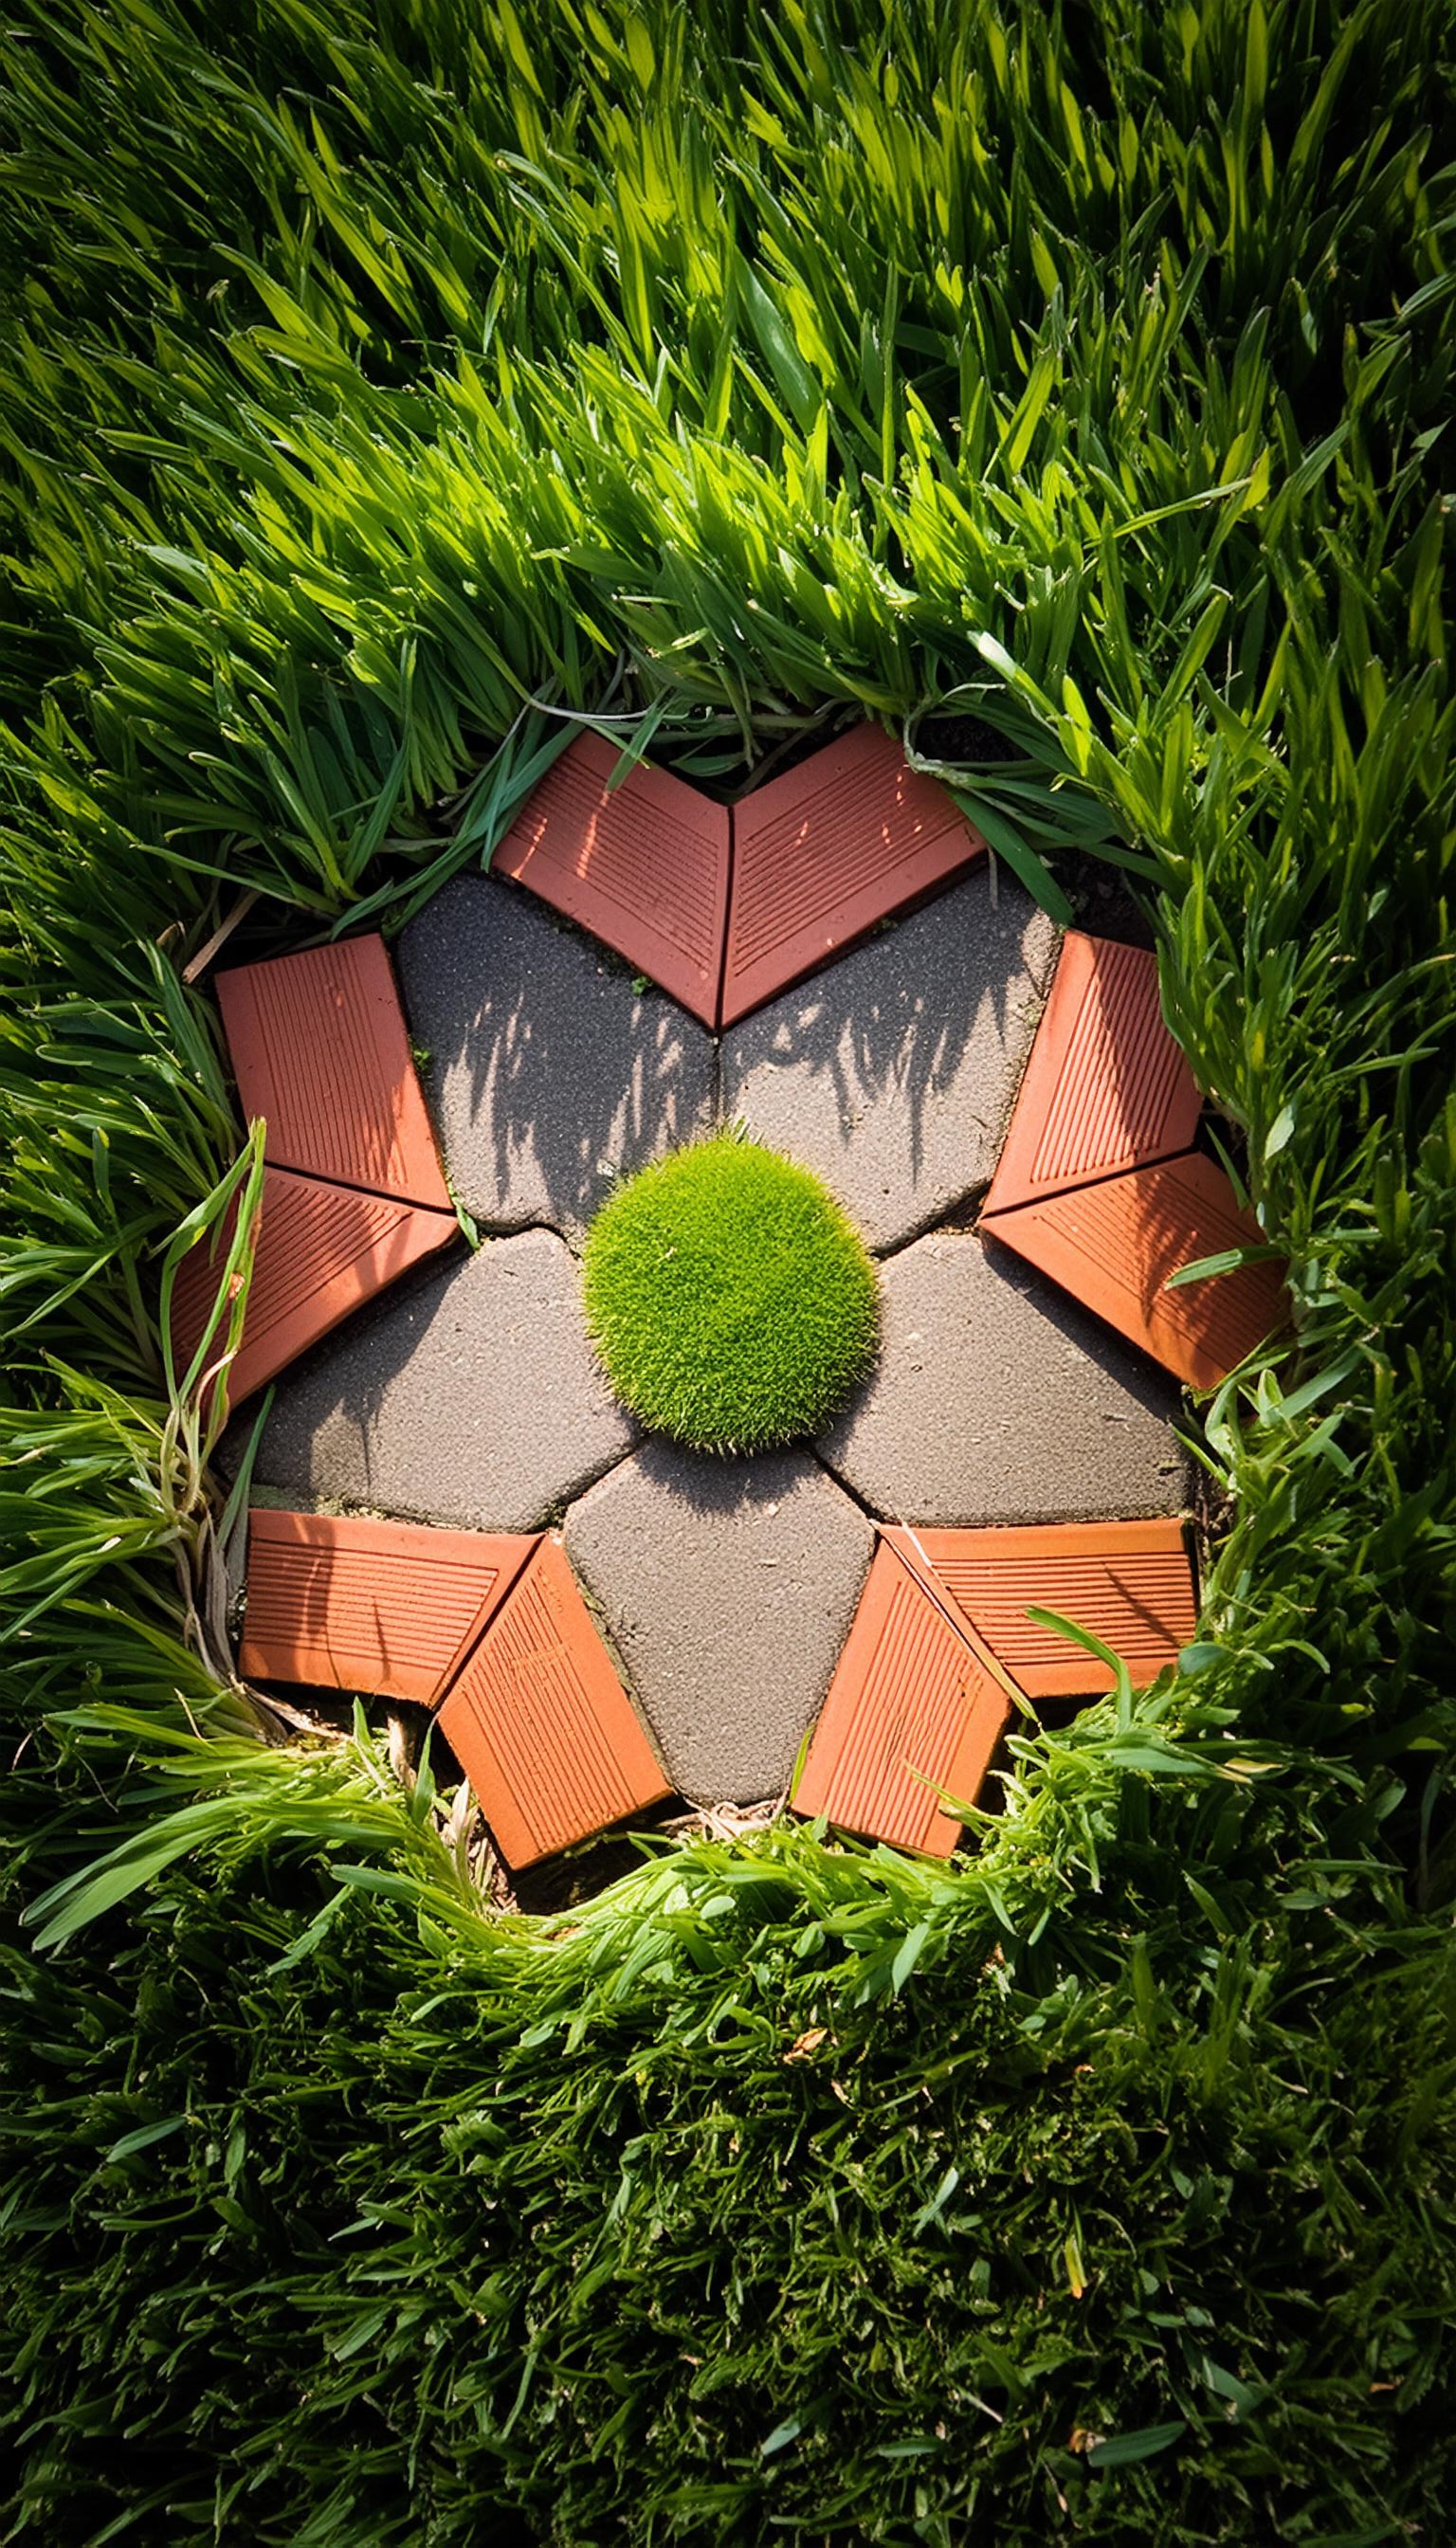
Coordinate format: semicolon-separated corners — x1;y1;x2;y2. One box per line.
245;868;1191;1806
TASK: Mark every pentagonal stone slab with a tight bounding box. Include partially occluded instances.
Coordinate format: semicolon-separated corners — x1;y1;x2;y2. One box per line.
818;1229;1188;1525
250;1228;637;1534
398;876;717;1239
564;1442;873;1806
720;869;1059;1252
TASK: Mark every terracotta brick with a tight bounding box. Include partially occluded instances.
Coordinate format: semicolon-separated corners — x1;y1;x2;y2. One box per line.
240;1509;536;1704
982;1152;1287;1390
720;726;984;1027
169;1165;456;1407
985;932;1202;1213
492;731;730;1027
490;725;985;1029
884;1520;1196;1699
792;1541;1009;1857
436;1538;671;1868
217;934;451;1210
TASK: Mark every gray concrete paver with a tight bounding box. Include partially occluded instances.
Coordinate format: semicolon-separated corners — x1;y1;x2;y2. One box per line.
818;1228;1190;1524
720;869;1058;1251
398;876;717;1241
250;1228;637;1534
564;1441;874;1805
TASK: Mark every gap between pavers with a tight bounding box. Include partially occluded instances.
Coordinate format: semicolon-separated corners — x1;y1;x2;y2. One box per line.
563;1441;875;1807
247;1227;638;1535
817;1228;1190;1526
398;876;718;1243
720;868;1059;1252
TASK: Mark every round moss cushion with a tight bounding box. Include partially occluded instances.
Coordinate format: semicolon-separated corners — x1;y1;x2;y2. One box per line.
580;1133;880;1454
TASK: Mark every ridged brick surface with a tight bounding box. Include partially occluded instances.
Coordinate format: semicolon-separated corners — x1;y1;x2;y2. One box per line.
217;935;452;1209
241;1509;536;1704
886;1520;1196;1698
721;726;984;1027
170;1166;457;1406
983;1152;1286;1389
492;732;730;1027
436;1538;671;1867
792;1542;1009;1856
986;933;1202;1212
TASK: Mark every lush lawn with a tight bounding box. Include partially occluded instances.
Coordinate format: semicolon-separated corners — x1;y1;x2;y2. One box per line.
2;2;1453;2541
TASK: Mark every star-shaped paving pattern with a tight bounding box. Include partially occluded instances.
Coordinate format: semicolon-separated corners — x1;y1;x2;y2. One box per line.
196;725;1286;1871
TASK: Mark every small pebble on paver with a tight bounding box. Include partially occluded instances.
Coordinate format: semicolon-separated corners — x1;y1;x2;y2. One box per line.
398;877;718;1239
248;1228;638;1535
565;1442;874;1805
720;869;1059;1252
818;1229;1189;1525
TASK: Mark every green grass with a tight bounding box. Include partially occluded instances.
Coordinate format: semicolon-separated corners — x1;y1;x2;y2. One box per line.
1;0;1453;2539
581;1132;879;1451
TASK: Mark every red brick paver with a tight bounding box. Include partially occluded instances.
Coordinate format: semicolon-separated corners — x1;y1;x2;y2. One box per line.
436;1537;672;1867
170;1165;456;1407
883;1520;1196;1699
241;1509;537;1705
983;1152;1286;1390
218;934;452;1209
985;932;1202;1212
493;731;731;1028
792;1539;1010;1856
493;725;984;1028
719;726;984;1028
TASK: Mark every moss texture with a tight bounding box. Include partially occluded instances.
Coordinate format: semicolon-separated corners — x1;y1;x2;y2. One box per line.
581;1132;879;1451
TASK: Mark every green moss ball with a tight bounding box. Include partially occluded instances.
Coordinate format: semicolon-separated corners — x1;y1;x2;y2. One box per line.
580;1133;880;1454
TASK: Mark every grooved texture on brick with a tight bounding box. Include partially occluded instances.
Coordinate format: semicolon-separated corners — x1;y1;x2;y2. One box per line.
436;1538;671;1867
170;1166;457;1407
983;1152;1286;1390
490;725;984;1028
492;732;730;1026
240;1508;536;1705
721;726;984;1027
217;935;452;1208
987;933;1202;1211
792;1541;1009;1856
883;1520;1196;1699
